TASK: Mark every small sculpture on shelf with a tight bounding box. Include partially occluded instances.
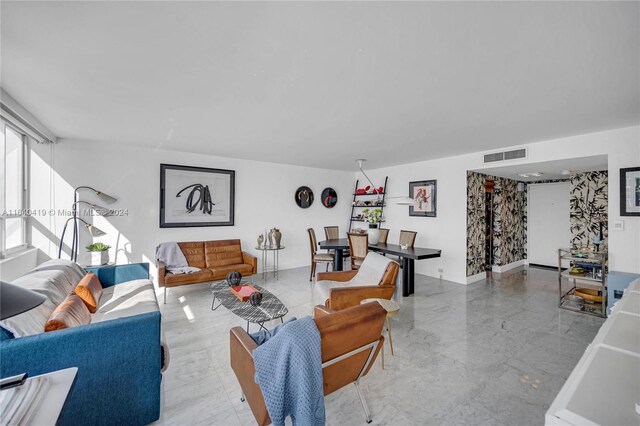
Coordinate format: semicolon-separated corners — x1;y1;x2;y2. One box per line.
257;234;264;248
268;228;282;248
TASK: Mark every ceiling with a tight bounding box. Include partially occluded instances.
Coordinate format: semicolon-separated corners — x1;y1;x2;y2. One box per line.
476;155;608;182
1;1;638;171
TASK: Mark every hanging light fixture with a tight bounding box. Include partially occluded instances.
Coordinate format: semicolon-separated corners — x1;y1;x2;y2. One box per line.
355;159;417;205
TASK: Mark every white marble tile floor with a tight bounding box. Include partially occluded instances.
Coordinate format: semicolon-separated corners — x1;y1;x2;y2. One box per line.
152;266;603;425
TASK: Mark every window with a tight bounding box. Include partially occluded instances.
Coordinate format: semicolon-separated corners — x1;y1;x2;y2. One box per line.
0;121;29;257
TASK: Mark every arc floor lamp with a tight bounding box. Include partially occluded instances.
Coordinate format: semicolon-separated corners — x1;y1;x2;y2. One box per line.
57;186;117;262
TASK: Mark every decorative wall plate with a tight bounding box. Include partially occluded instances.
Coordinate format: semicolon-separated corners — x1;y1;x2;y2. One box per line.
295;186;314;208
321;187;337;208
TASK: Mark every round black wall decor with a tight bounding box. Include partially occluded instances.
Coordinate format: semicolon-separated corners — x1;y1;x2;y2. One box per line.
321;188;338;208
295;186;314;208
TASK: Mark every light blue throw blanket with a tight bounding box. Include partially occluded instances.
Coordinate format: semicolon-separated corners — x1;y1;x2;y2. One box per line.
251;317;325;426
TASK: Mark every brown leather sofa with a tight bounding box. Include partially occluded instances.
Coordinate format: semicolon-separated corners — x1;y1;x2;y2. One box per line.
230;303;386;425
316;260;399;310
157;239;257;303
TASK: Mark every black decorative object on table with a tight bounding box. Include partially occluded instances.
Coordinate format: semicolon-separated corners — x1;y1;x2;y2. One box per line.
249;291;263;307
321;188;338;208
226;271;242;287
295;186;314;208
160;164;235;228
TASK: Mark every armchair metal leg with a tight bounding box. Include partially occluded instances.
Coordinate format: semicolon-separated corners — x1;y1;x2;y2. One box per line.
354;381;372;423
163;287;167;304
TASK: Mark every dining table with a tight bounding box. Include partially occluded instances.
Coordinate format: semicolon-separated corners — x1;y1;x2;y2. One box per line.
318;238;442;297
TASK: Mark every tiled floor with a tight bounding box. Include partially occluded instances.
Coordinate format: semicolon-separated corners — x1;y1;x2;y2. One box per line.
153;266;604;425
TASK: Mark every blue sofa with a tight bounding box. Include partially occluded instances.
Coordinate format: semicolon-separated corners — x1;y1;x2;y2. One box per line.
0;262;161;426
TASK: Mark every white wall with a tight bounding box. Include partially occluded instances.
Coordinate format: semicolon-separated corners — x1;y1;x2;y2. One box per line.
27;140;353;281
364;126;640;284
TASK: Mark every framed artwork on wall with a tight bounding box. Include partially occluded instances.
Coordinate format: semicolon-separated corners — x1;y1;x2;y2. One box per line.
409;180;437;217
160;164;235;228
620;166;640;216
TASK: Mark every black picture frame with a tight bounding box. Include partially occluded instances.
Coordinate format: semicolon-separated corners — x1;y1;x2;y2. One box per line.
160;164;235;228
620;166;640;216
409;180;437;217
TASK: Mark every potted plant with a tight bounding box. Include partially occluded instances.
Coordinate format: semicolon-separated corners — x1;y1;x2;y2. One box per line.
86;242;111;266
361;208;384;244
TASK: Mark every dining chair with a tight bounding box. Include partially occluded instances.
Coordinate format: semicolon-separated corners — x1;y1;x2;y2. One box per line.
399;230;417;248
347;232;369;271
324;226;340;240
307;228;334;281
378;228;390;245
325;226;350;259
396;230;417;267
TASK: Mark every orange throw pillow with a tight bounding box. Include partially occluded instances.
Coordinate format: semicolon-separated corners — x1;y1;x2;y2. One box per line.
45;294;91;332
74;272;103;313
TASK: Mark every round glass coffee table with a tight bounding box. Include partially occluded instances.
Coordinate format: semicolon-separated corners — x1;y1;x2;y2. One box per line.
211;281;288;332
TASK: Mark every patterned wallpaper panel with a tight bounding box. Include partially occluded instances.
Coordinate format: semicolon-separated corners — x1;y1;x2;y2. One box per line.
466;171;608;277
466;172;486;276
570;171;608;248
466;172;526;276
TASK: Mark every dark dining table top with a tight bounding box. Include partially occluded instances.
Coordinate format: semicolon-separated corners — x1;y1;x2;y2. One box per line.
319;238;442;260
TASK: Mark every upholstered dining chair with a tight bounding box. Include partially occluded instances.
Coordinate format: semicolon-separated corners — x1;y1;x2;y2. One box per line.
399;230;417;248
378;228;390;245
347;232;369;271
307;228;334;281
395;230;417;267
325;226;350;259
324;226;340;240
230;303;386;425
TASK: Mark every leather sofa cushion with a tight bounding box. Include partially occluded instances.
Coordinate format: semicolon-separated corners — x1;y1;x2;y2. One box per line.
178;242;206;268
204;240;243;269
164;269;213;286
210;264;254;280
74;272;103;313
45;294;91;332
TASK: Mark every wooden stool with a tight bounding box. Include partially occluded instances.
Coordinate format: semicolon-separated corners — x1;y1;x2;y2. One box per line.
360;298;400;369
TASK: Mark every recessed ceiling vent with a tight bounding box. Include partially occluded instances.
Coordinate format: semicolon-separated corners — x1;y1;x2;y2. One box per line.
483;148;527;163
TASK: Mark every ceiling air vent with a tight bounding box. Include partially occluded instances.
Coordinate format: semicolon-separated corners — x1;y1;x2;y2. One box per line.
483;152;504;163
483;147;528;163
504;148;527;160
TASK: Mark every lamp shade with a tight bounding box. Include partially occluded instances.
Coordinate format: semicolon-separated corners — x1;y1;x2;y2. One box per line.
95;192;117;205
0;281;46;320
86;224;107;237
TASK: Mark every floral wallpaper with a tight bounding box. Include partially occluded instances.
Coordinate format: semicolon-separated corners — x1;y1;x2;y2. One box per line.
466;171;486;276
466;172;526;276
569;171;608;248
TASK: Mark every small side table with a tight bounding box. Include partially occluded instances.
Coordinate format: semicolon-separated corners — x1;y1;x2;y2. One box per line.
360;298;400;369
255;246;285;281
0;367;78;425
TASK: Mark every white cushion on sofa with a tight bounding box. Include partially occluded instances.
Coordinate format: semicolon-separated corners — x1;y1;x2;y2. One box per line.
0;259;86;337
92;279;159;323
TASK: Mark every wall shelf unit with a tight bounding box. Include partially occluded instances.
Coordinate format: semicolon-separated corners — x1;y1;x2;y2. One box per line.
558;248;608;318
348;177;388;232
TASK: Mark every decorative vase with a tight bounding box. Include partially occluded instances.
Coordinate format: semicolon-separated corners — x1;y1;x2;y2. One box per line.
90;251;109;266
257;234;264;248
249;291;263;307
268;229;274;247
368;224;380;245
226;271;242;287
272;228;282;248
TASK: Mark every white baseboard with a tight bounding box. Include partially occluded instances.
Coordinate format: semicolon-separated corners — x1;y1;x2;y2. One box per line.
466;272;486;284
492;259;525;273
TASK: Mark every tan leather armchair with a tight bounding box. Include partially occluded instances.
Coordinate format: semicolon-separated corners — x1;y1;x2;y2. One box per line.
230;303;387;425
316;260;399;310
